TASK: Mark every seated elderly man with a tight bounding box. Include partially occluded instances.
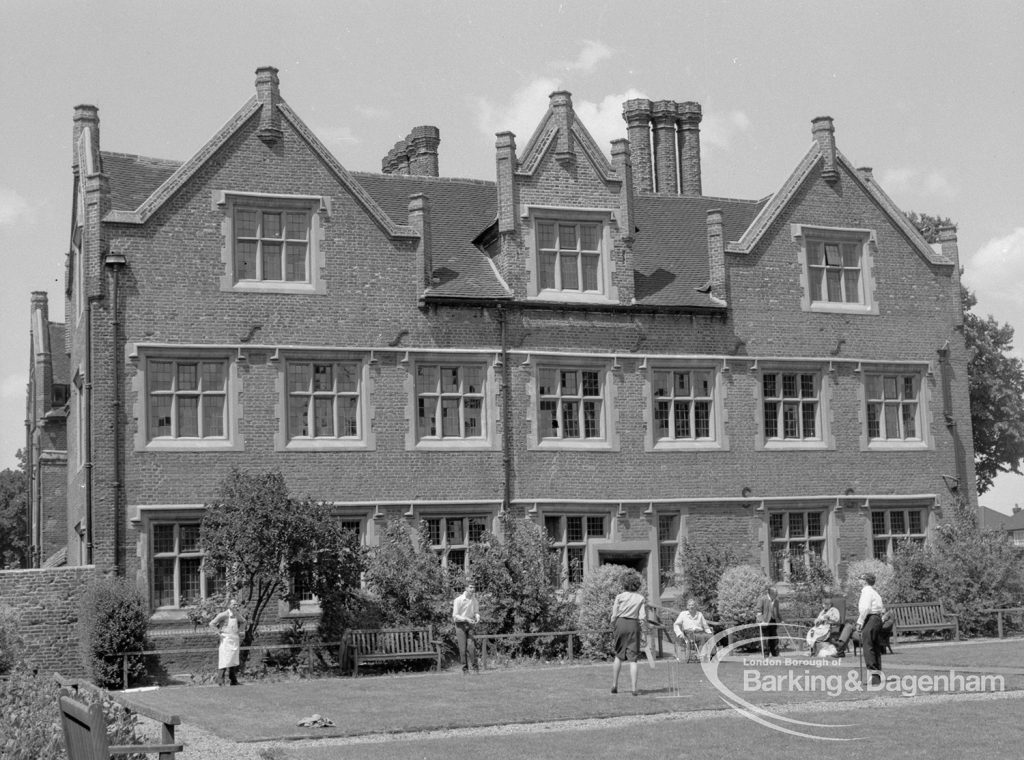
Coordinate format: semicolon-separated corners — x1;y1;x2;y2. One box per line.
673;597;715;662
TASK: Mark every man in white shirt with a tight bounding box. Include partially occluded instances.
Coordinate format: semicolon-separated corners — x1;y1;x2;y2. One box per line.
855;572;886;684
673;598;714;661
452;582;481;673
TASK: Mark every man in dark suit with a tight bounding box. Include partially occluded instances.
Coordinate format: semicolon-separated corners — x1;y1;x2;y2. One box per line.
758;586;782;656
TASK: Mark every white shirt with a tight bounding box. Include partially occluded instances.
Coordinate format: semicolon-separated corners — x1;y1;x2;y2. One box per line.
857;585;884;627
673;609;711;637
452;592;480;623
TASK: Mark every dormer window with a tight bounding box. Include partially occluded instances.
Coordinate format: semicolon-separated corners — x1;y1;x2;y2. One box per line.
537;221;603;293
524;207;617;303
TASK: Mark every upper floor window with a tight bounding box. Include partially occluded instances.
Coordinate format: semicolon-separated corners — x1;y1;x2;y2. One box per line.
235;207;310;283
793;225;877;315
865;373;921;442
525;208;617;304
762;371;820;443
539;367;604;441
134;352;242;452
537;221;603;294
871;508;926;562
287;361;361;440
148;359;228;440
416;364;485;441
217;191;328;294
652;369;716;444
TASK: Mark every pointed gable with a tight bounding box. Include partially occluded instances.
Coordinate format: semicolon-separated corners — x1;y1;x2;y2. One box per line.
727;117;951;268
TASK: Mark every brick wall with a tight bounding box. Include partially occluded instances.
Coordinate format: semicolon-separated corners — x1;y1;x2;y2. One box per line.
0;566;97;676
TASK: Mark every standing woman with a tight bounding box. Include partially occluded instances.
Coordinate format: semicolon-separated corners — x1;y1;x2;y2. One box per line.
210;598;246;686
610;574;646;696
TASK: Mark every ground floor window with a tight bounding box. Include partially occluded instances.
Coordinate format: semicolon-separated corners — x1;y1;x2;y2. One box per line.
871;508;926;561
151;522;223;608
657;513;680;592
544;514;607;585
768;510;826;582
425;515;488;570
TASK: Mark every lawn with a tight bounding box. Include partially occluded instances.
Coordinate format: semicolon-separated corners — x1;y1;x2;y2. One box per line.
122;638;1024;744
266;692;1024;760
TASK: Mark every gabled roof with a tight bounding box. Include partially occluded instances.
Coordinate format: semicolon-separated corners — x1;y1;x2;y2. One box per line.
101;152;181;212
633;194;766;308
352;172;510;300
102;97;417;240
515;99;618;183
726;144;953;267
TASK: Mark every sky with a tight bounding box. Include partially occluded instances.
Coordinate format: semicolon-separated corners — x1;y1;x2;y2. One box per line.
2;0;1023;513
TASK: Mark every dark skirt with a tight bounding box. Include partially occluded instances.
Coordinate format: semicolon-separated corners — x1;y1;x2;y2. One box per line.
613;617;641;662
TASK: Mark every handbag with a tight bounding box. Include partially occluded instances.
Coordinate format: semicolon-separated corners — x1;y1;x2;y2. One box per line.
880;609;895;631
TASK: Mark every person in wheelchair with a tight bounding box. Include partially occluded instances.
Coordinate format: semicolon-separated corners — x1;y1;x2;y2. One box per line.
805;595;841;656
672;597;715;662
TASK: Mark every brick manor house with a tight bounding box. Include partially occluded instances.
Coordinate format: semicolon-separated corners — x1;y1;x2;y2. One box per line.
26;66;976;619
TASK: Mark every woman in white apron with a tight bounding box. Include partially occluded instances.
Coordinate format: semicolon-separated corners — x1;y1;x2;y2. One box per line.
209;599;245;685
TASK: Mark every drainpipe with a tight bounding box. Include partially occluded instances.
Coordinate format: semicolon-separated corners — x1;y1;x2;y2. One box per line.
105;251;127;575
85;299;95;565
497;305;512;513
24;418;33;567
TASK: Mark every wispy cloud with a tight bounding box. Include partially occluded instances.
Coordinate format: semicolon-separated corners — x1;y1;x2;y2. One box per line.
355;105;389;120
556;39;613;73
701;110;751;152
308;123;359;155
475;77;562;143
963;228;1024;352
0;187;32;227
878;167;956;199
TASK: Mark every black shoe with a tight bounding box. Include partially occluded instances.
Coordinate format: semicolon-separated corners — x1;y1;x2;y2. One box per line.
611;687;618;694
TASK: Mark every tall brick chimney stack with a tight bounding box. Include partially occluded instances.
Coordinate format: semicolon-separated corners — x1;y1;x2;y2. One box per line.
255;66;283;144
811;116;838;183
623;99;653;193
73;105;100;175
677;102;702;196
651;100;678;193
706;210;725;301
549;91;576;166
407;126;441;177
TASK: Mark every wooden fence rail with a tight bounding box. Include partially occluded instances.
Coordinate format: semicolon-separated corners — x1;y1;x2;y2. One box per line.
979;606;1024;638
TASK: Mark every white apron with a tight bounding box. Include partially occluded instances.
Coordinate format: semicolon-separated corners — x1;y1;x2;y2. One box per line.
217;613;241;669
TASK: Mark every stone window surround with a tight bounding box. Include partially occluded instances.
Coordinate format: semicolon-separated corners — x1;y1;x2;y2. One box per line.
522;205;619;304
792;223;878;315
754;362;835;451
403;353;500;452
644;361;729;452
216;190;329;295
858;365;933;452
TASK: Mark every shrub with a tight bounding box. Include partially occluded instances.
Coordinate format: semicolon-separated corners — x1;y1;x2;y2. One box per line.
716;564;770;624
363;519;455;647
466;515;577;657
891;500;1024;636
677;539;744;618
788;554;836;619
0;604;23;675
0;666;143;760
842;558;896;611
79;576;150;689
575;564;644;659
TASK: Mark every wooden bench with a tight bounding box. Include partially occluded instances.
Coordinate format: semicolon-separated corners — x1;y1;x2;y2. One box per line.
341;626;443;676
890;601;959;640
58;690;183;760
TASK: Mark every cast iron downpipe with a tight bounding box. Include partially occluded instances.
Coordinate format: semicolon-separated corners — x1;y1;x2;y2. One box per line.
84;299;95;565
497;305;512;513
105;251;127;575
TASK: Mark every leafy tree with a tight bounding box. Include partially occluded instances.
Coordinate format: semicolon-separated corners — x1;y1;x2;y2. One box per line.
891;497;1024;635
715;564;770;624
362;518;453;632
907;211;1024;493
0;450;28;568
78;576;149;689
199;468;365;659
787;554;836;619
467;515;576;656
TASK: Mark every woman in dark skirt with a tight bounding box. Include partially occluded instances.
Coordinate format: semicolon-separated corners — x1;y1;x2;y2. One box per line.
610;574;646;696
